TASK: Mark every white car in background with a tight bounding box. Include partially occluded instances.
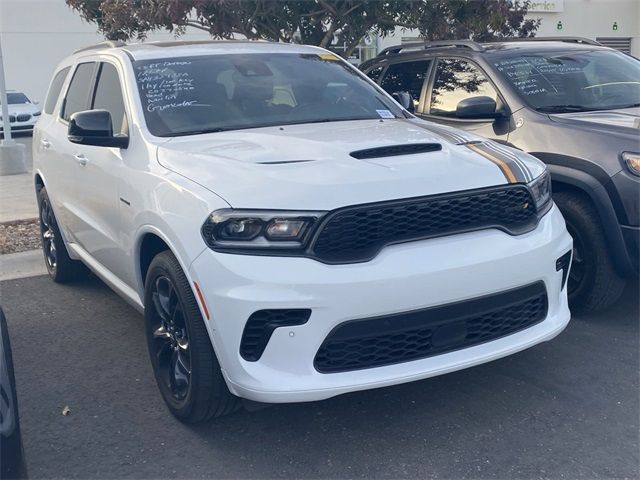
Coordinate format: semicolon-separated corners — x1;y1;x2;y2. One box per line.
33;40;572;424
0;90;41;133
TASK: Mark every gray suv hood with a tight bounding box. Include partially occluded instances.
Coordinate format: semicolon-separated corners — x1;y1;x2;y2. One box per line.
549;107;640;136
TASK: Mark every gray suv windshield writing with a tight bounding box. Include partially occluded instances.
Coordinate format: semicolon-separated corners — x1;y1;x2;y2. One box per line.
494;50;640;111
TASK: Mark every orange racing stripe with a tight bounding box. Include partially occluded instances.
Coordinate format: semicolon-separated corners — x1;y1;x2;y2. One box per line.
466;143;518;184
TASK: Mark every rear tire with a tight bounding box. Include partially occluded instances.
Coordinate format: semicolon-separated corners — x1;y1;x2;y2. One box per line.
38;187;88;283
144;250;239;423
554;191;626;314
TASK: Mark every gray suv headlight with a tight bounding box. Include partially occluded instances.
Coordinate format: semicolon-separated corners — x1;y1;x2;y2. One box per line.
202;209;326;252
621;152;640;177
528;170;553;216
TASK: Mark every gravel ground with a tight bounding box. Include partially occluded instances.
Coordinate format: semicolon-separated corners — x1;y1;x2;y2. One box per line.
0;219;40;254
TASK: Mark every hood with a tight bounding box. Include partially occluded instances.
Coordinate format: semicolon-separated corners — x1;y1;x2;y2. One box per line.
157;119;545;210
549;107;640;136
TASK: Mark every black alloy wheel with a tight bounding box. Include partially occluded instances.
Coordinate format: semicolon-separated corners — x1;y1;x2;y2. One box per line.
37;187;88;283
39;193;58;273
144;251;239;423
148;275;192;401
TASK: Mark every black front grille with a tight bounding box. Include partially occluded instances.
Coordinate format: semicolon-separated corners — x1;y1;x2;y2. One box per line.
240;309;311;361
16;114;30;122
314;282;548;373
310;185;538;264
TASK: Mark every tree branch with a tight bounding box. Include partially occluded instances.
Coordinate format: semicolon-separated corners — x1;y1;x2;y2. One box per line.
185;21;211;32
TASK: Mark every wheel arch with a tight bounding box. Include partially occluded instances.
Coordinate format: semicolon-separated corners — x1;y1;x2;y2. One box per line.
546;163;634;277
138;232;171;288
34;172;45;194
134;225;206;302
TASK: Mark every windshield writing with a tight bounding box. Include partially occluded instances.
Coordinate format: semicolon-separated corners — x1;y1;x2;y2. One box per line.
134;53;401;137
494;50;640;112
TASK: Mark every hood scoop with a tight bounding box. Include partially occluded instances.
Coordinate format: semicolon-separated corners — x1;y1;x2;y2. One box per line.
350;143;442;159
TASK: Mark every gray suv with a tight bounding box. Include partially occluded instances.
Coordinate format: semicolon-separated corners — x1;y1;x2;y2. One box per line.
361;37;639;313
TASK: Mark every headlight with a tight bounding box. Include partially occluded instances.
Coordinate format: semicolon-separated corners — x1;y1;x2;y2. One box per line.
33;111;42;117
528;170;552;216
201;209;326;251
621;152;640;177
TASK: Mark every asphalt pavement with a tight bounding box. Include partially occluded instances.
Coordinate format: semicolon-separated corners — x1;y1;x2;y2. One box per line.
0;274;638;479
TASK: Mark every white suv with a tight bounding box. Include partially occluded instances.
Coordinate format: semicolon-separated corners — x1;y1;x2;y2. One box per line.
33;40;572;423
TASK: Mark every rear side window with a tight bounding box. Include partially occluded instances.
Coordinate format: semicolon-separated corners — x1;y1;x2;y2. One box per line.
380;61;431;109
92;63;128;136
44;67;70;114
62;62;96;121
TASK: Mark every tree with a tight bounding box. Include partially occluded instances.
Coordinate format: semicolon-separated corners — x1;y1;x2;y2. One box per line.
65;0;539;57
404;0;539;41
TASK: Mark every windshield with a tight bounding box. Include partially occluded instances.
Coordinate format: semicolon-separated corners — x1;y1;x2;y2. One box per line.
493;50;640;112
4;92;30;104
133;53;403;137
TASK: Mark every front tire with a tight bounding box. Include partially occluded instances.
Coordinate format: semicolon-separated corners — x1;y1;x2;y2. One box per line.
144;250;239;423
554;191;626;313
38;187;88;283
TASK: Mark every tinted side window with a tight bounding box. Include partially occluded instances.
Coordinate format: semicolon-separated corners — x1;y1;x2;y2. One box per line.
365;65;384;83
380;61;431;108
44;67;70;114
429;59;498;117
92;63;128;135
62;63;96;121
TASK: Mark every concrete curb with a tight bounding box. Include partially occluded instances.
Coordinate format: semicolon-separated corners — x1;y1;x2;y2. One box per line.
0;249;47;281
0;217;38;226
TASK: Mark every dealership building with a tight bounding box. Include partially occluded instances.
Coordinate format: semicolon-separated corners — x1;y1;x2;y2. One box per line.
0;0;638;102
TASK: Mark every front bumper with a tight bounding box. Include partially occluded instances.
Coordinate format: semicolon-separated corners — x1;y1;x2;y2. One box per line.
190;205;572;403
0;124;36;132
0;117;37;132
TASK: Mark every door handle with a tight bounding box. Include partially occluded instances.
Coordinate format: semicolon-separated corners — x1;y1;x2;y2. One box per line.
41;138;51;149
74;154;88;166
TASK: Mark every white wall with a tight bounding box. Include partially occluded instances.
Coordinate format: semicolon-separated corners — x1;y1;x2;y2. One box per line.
531;0;639;54
0;0;211;102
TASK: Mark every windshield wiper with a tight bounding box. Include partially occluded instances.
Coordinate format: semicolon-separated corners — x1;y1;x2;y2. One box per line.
169;127;230;137
536;105;597;113
614;102;640;109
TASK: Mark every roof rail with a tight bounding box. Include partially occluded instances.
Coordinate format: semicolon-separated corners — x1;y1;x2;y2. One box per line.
378;40;484;56
73;40;126;54
500;36;602;46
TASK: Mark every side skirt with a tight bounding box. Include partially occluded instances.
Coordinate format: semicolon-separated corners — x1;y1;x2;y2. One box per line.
67;242;144;313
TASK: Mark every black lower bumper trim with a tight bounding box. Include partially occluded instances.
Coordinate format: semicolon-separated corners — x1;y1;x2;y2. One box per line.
314;282;548;373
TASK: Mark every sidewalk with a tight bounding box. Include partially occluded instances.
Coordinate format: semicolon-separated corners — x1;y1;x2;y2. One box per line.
0;136;37;222
0;136;45;280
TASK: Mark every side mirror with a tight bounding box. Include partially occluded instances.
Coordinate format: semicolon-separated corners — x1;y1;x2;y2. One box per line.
392;91;415;112
68;110;128;149
455;96;500;119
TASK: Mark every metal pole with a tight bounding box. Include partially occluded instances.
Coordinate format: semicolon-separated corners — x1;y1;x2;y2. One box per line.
0;35;14;144
0;34;25;175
